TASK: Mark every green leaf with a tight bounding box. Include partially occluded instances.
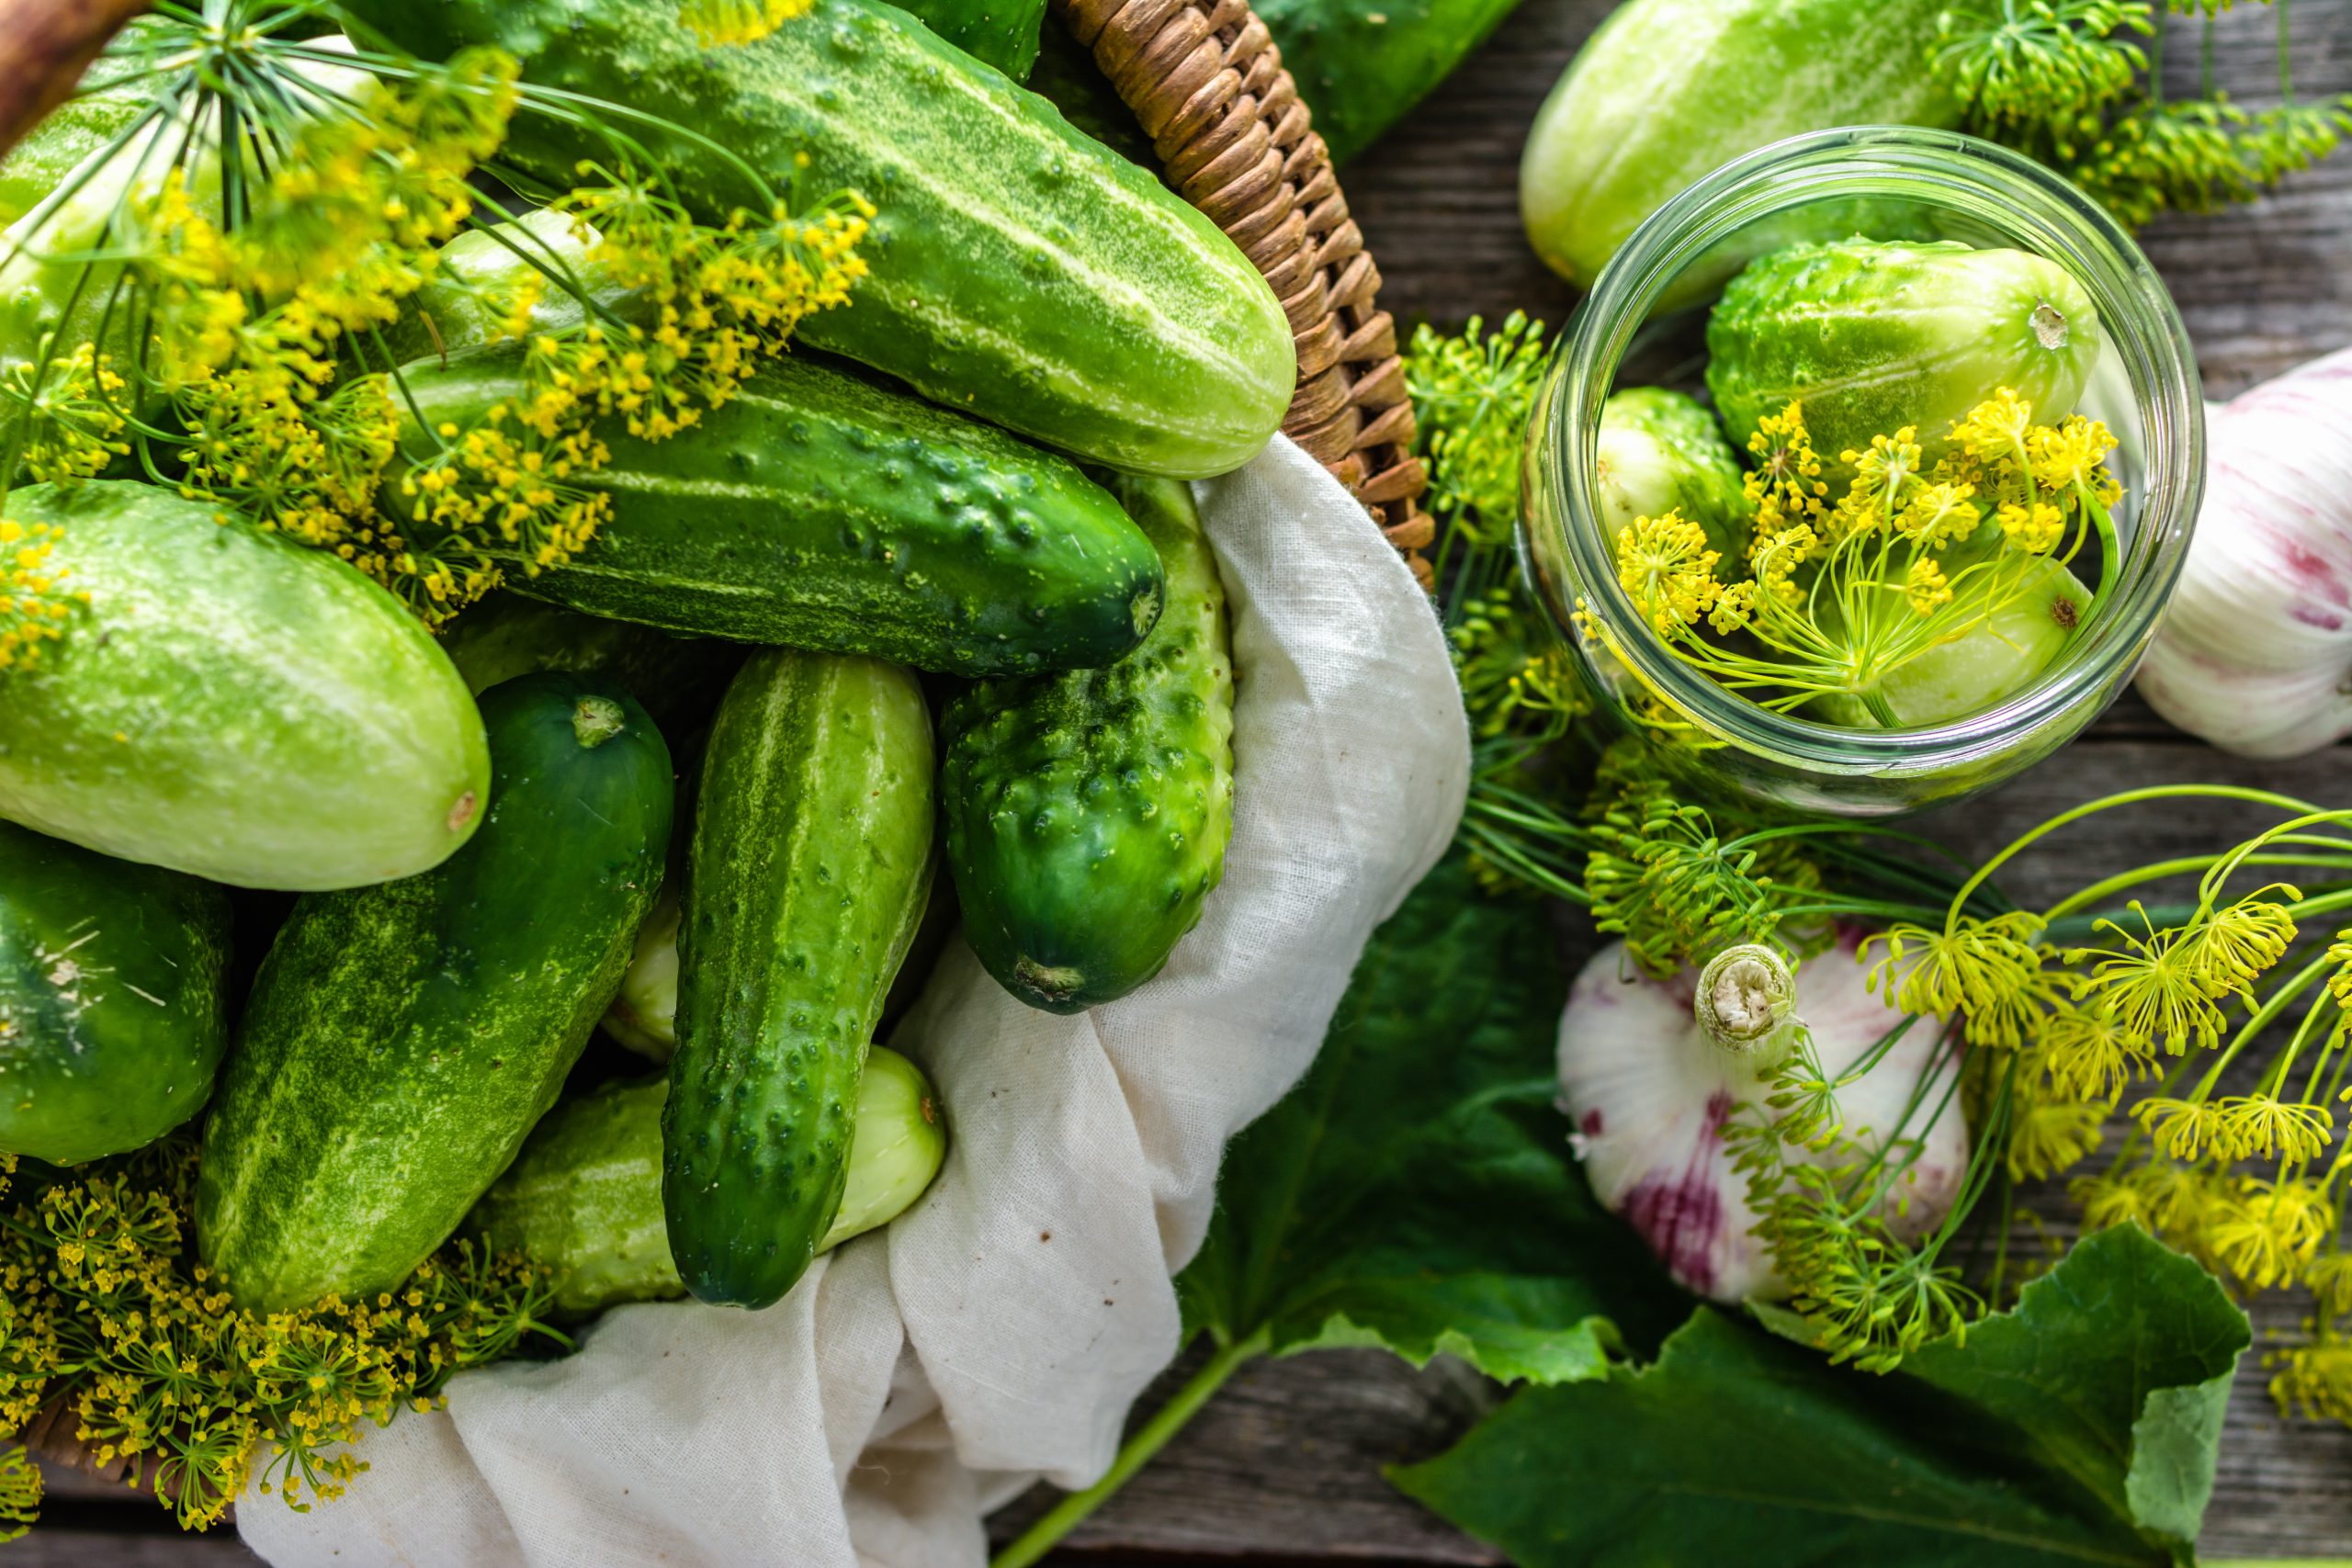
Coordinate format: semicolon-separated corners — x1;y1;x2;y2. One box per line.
1176;854;1685;1384
1393;1226;2247;1566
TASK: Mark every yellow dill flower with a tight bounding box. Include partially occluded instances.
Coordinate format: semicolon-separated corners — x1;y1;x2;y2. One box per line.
1864;910;2050;1047
2308;1250;2352;1316
1745;400;1828;516
2181;893;2299;1000
2270;1336;2352;1423
6;341;130;485
2066;903;2231;1054
2133;1096;2232;1160
1707;579;1757;635
1615;510;1721;634
0;518;86;673
2007;1096;2106;1181
1905;556;1953;615
680;0;811;43
1842;426;1923;510
1751;521;1818;605
2211;1093;2333;1162
1895;480;1982;547
2028;415;2119;494
1947;387;2036;457
2206;1177;2331;1291
2037;1003;2148;1100
1996;500;2066;554
2071;1169;2154;1233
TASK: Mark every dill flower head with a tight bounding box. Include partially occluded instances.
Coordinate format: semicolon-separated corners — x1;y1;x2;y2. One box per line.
2029;414;2120;494
1946;387;2037;458
1614;510;1722;634
2064;902;2231;1055
2181;891;2300;1000
0;519;86;672
2132;1095;2230;1160
2007;1093;2106;1181
1904;556;1953;615
2211;1093;2333;1163
680;0;814;45
1864;910;2051;1047
2270;1334;2352;1424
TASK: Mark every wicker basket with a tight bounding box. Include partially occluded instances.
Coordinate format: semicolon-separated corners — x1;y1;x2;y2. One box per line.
0;0;1432;1488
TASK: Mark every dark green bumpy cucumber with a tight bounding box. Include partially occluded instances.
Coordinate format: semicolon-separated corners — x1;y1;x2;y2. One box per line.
340;0;1294;479
0;820;232;1165
940;477;1235;1012
666;650;933;1309
470;1047;947;1315
196;673;673;1311
389;347;1165;677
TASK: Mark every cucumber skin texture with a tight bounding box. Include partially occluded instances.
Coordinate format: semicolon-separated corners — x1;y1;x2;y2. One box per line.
196;673;673;1312
342;0;1295;479
471;1048;945;1315
1595;388;1753;562
941;477;1235;1013
1705;240;2101;474
1520;0;1958;288
0;482;490;891
391;348;1164;677
895;0;1048;78
667;650;933;1309
0;820;232;1165
1258;0;1527;165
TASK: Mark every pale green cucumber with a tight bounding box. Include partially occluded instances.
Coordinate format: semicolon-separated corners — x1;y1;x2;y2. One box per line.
1812;557;2086;728
470;1048;946;1314
1594;388;1752;560
0;481;488;890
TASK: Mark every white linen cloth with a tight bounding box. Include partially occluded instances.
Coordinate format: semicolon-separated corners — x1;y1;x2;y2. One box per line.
241;434;1471;1568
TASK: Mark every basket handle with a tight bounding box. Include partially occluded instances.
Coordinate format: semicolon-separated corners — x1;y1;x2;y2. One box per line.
1054;0;1434;584
0;0;148;162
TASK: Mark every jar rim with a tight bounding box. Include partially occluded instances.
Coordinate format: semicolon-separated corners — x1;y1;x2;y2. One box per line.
1526;124;2205;774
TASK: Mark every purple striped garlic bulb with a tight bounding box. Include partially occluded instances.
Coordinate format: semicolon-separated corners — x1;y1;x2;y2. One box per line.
1556;930;1969;1302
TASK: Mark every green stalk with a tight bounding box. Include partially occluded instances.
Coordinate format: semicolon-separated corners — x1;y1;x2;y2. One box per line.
991;1326;1272;1568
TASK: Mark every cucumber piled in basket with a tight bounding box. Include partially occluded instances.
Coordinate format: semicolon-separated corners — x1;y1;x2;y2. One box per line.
0;0;1268;1526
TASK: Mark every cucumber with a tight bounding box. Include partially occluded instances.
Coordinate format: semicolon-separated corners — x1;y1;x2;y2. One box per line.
1811;556;2086;728
0;481;489;891
1023;27;1155;164
389;346;1165;677
1519;0;1958;288
0;39;156;230
0;819;232;1165
666;649;933;1308
1705;239;2102;476
1258;0;1528;165
895;0;1048;78
604;886;680;1060
470;1047;946;1314
340;0;1295;479
440;592;744;735
1595;388;1752;561
378;209;616;368
940;476;1234;1012
195;672;673;1312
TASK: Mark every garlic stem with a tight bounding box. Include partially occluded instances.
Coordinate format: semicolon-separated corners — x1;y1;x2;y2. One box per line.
1694;942;1798;1057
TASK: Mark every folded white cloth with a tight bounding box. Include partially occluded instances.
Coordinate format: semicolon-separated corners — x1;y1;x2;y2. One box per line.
241;434;1471;1568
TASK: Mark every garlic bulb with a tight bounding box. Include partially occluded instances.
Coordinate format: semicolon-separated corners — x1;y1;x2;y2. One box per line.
1556;931;1968;1301
2139;346;2352;757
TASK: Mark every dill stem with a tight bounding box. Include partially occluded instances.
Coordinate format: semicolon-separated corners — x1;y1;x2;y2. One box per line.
2278;0;2298;100
990;1326;1271;1568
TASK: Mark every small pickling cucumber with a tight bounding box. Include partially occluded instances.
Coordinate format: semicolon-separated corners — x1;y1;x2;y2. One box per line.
0;819;232;1165
0;481;488;891
1705;239;2101;474
470;1048;946;1315
603;886;680;1060
1595;388;1753;560
388;347;1166;678
940;476;1235;1012
667;649;933;1308
439;592;744;736
196;673;673;1312
1258;0;1530;165
1812;557;2086;728
340;0;1295;479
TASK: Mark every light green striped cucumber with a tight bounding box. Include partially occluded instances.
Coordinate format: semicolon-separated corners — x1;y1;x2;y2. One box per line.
1594;388;1753;561
470;1048;946;1314
196;673;673;1311
667;649;933;1308
0;818;232;1165
1519;0;1957;288
387;345;1165;676
1705;239;2102;476
338;0;1295;478
0;481;489;890
941;476;1234;1012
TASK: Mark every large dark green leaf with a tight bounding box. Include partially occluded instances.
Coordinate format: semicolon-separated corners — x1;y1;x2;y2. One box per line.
1176;855;1685;1384
1391;1225;2247;1566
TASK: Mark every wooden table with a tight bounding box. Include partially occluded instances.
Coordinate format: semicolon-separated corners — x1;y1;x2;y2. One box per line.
48;0;2352;1561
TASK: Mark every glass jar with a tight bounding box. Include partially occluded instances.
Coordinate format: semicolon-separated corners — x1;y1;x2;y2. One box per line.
1521;126;2203;818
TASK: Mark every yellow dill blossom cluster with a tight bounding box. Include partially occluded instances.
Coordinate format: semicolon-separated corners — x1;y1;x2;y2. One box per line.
680;0;814;45
0;1147;560;1535
0;518;86;671
5;340;130;485
1611;391;2120;722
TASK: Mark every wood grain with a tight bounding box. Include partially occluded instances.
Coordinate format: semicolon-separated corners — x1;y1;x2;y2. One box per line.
42;0;2352;1560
